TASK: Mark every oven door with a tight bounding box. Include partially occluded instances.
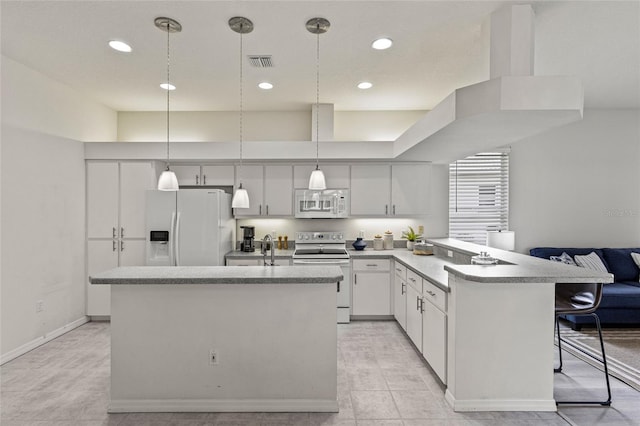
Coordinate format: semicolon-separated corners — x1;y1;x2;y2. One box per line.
293;258;351;323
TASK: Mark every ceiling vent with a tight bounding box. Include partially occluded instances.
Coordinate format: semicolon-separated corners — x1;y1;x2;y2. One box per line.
248;55;273;68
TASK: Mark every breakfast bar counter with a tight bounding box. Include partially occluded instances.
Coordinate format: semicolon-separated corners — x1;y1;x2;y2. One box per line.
90;266;342;413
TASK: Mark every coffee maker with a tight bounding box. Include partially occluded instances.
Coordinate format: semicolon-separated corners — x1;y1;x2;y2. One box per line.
240;226;255;252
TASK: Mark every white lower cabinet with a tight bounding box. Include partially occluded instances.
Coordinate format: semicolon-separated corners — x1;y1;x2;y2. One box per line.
393;263;407;330
421;293;447;383
226;258;290;266
405;279;423;349
351;259;391;316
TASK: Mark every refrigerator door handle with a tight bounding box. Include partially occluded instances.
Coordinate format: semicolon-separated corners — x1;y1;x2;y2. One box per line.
169;212;176;266
175;212;182;266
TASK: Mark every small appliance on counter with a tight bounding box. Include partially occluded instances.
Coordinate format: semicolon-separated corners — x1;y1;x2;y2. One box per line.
471;251;499;265
240;226;256;252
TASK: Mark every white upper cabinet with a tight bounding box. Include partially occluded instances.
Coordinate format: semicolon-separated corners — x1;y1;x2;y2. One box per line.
264;165;293;216
293;164;350;189
171;165;201;186
119;162;155;239
350;163;430;217
201;165;235;186
350;164;391;216
235;165;293;217
391;164;430;216
87;162;119;239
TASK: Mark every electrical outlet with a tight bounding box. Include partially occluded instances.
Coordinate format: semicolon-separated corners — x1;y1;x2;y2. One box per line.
36;300;44;313
447;250;453;258
209;349;219;366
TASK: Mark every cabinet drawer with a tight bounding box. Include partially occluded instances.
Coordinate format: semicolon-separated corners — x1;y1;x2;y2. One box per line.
406;269;422;292
394;262;407;280
422;280;446;312
226;258;261;266
352;258;390;271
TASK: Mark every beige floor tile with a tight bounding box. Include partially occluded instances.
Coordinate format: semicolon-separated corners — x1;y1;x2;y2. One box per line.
350;391;400;420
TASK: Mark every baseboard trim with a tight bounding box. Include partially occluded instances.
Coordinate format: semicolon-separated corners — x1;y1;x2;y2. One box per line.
444;390;557;412
0;316;89;365
108;398;339;413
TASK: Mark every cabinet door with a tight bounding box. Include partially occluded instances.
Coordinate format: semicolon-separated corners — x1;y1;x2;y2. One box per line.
394;276;407;330
392;164;430;216
264;165;293;216
235;165;264;216
226;258;261;266
422;300;447;383
406;284;422;349
350;164;391;216
352;272;391;315
87;162;119;239
119;239;146;266
201;165;235;186
87;239;118;316
293;164;350;189
120;162;156;239
171;165;201;186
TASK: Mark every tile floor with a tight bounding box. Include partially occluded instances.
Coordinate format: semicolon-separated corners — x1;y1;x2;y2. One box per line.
1;321;639;425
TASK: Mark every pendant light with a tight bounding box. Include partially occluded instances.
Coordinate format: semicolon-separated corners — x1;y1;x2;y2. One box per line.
155;17;181;191
230;17;253;209
306;17;330;191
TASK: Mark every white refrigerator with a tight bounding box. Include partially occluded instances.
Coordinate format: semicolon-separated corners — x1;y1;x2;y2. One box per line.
145;189;234;266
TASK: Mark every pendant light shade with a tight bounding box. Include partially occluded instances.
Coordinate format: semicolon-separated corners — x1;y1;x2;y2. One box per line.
230;17;253;208
231;184;250;208
308;167;327;191
307;18;330;191
158;170;179;191
155;17;181;191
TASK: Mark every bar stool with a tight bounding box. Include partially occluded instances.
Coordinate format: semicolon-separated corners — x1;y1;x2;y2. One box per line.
555;282;612;406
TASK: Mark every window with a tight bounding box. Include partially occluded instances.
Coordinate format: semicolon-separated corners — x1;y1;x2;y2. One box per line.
449;151;509;244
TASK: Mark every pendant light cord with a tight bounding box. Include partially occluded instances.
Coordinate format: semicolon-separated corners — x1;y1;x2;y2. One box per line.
166;22;171;171
315;25;320;170
239;25;244;185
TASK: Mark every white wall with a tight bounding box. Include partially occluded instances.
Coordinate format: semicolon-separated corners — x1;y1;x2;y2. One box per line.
236;164;449;245
510;109;640;253
116;110;425;143
1;126;87;358
1;55;117;142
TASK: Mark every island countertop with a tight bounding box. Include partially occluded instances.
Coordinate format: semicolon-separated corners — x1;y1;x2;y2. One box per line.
90;265;343;285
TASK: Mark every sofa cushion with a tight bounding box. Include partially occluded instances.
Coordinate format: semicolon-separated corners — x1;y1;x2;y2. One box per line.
600;282;640;309
529;248;609;270
574;252;609;273
550;252;577;266
601;248;640;282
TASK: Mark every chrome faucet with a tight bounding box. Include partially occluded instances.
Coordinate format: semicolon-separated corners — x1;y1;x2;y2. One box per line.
261;234;275;266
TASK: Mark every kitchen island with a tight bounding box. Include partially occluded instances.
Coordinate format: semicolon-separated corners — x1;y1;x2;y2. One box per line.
90;266;343;413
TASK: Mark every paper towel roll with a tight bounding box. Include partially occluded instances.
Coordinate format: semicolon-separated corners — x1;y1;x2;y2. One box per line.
486;231;515;251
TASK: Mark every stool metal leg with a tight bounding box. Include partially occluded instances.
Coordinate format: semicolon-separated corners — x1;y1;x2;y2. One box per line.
555;317;563;373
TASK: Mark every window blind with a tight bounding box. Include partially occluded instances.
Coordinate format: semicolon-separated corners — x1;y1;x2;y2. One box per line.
449;152;509;245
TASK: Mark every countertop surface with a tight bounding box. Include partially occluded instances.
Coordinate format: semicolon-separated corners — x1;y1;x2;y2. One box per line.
90;266;343;285
225;249;295;259
428;238;614;284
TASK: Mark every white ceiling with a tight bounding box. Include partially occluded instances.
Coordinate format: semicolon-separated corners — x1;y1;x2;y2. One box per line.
2;1;638;113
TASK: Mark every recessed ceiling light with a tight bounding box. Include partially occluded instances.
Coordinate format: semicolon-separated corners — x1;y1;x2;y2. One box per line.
160;83;176;91
258;82;273;90
357;82;373;90
108;40;132;53
371;38;393;50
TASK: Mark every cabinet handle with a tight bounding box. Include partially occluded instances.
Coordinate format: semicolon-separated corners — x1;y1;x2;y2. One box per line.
203;175;207;185
354;274;357;285
396;267;401;272
409;277;416;283
366;263;377;267
112;240;117;252
112;227;117;238
401;282;406;295
393;205;396;215
385;205;388;215
426;290;436;297
420;297;425;313
266;205;269;215
337;282;340;293
416;295;421;310
259;205;262;215
120;241;124;251
196;175;199;185
120;227;124;238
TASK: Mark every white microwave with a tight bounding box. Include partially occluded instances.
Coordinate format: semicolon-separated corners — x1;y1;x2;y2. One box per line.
294;189;349;219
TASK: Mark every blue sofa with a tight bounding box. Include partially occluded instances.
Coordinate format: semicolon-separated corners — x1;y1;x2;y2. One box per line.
530;247;640;330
